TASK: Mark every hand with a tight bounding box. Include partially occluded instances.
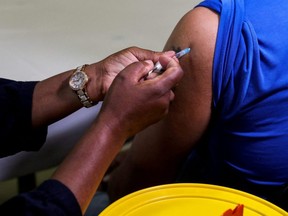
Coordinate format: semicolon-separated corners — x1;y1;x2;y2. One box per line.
89;47;175;102
97;55;184;139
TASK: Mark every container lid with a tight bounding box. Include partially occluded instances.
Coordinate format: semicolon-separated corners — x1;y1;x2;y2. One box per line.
99;183;288;216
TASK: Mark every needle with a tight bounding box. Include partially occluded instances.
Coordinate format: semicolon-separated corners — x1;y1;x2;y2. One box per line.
147;48;190;76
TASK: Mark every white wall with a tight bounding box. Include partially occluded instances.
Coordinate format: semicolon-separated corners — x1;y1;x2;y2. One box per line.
0;0;201;80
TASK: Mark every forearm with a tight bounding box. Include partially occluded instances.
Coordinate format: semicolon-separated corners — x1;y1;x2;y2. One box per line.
32;70;78;127
51;113;127;213
32;64;102;127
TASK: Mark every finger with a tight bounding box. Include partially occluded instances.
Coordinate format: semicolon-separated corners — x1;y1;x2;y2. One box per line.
161;91;173;114
129;47;175;62
145;72;158;80
152;60;184;91
161;90;175;104
157;55;179;70
120;60;154;82
145;54;181;80
169;90;175;102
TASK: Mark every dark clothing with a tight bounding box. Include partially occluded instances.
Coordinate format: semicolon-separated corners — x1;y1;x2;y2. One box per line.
0;180;81;216
0;78;47;157
0;78;81;215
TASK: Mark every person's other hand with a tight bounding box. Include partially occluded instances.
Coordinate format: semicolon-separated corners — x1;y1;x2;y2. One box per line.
90;47;175;102
97;55;183;139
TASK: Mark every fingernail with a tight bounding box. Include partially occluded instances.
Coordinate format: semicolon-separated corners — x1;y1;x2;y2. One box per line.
144;60;153;65
164;50;176;56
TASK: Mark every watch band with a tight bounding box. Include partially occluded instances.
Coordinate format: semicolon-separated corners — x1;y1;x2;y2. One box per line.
77;88;93;108
74;65;94;108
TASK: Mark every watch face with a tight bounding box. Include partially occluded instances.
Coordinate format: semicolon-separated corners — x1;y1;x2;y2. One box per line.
69;71;88;90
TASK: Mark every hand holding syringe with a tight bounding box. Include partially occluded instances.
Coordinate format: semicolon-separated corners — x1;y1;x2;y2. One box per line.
146;48;190;77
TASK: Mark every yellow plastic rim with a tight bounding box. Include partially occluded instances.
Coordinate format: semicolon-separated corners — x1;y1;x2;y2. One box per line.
99;183;288;216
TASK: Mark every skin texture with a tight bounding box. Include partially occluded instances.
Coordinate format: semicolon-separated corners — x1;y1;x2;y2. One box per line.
1;46;183;214
29;49;182;214
107;7;220;201
51;56;183;213
32;47;175;127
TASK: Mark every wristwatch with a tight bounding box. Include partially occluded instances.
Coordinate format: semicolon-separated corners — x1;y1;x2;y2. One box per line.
69;64;94;108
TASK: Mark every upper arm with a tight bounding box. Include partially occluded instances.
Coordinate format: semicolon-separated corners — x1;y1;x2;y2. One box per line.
131;7;219;171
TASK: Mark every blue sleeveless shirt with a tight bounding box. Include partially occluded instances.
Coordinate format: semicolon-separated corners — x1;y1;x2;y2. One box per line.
194;0;288;193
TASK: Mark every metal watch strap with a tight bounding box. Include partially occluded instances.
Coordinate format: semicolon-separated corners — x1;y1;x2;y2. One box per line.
75;65;94;108
76;88;93;108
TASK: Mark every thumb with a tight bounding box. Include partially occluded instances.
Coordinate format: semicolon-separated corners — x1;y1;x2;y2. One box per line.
120;60;154;82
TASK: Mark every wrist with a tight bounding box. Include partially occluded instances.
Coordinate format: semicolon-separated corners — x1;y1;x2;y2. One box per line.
85;63;105;102
69;64;104;107
95;110;131;142
70;65;94;108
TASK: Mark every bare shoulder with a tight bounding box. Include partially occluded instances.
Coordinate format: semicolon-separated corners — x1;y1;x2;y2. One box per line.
159;6;220;147
165;6;219;63
164;6;219;95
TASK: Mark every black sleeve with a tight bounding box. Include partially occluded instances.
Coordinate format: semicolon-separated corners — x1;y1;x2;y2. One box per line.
0;78;48;157
0;179;82;216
